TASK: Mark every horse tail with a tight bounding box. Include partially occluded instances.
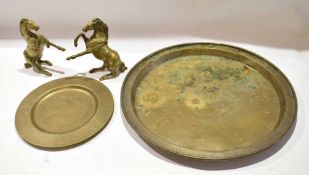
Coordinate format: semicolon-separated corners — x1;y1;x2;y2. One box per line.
119;61;127;72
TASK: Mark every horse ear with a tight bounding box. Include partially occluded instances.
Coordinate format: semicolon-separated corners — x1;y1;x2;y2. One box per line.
93;18;102;23
20;18;28;24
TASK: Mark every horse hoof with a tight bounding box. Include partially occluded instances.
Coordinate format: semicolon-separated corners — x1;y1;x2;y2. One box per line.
89;68;104;73
89;69;96;73
38;60;53;66
24;63;32;68
99;77;106;81
43;72;52;77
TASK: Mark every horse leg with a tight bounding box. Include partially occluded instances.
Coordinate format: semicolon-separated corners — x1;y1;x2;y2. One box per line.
89;62;107;73
25;59;52;77
80;34;88;44
74;33;88;47
89;66;104;73
33;64;52;76
24;63;32;68
66;49;92;60
23;49;52;76
37;59;53;66
23;50;32;68
31;57;52;76
99;69;119;81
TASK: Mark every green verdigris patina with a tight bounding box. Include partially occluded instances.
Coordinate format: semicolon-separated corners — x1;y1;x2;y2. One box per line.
135;55;280;151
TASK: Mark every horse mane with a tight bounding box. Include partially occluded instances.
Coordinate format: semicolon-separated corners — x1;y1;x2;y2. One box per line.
20;18;29;38
93;18;109;38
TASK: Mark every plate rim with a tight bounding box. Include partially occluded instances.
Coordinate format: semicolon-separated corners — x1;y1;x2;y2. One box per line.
15;76;114;149
121;42;297;160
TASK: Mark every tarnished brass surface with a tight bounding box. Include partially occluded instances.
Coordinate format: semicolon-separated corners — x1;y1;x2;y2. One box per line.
20;18;66;76
121;43;297;159
16;77;114;149
66;18;127;81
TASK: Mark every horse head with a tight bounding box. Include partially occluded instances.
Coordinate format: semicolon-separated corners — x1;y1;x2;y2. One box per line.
82;18;108;34
20;18;40;32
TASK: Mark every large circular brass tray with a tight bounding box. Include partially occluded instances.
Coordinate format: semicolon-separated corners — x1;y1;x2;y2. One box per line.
16;77;114;149
121;43;297;159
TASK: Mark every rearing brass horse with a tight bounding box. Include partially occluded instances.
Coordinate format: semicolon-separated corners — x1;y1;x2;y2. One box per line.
66;18;127;81
20;18;65;76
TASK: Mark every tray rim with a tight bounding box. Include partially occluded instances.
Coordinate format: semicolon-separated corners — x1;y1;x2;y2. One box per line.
121;42;297;160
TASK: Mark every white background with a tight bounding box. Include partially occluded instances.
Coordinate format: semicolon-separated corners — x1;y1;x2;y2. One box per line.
0;0;309;174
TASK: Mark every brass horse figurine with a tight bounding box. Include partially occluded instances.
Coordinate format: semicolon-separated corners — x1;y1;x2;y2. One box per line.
66;18;127;81
20;18;65;76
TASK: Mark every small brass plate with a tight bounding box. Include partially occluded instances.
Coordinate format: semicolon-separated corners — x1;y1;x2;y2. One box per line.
121;43;297;159
16;77;114;149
